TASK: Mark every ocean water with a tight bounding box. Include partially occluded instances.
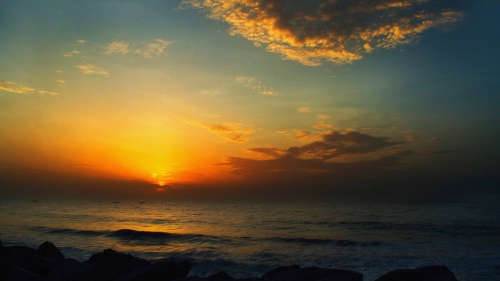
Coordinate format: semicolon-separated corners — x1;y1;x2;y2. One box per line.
0;199;499;280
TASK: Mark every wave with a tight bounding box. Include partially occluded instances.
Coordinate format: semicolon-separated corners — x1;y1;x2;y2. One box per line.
266;236;380;246
45;228;108;237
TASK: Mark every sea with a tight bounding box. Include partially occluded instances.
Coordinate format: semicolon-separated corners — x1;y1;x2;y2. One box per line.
0;199;499;281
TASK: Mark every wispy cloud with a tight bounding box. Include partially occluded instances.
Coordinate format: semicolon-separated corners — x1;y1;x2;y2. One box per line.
0;80;58;96
236;76;276;95
277;129;311;140
184;120;254;143
0;81;35;94
37;90;59;96
297;107;310;113
134;39;174;58
76;64;109;77
103;41;130;55
56;80;65;84
63;50;81;57
313;114;333;130
77;39;86;44
183;0;463;65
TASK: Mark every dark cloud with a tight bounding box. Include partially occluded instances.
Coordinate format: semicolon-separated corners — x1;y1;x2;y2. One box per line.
417;149;458;155
217;131;410;182
247;147;287;158
183;0;463;65
300;131;403;160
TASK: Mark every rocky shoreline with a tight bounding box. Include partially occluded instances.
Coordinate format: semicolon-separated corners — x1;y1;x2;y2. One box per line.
0;239;459;281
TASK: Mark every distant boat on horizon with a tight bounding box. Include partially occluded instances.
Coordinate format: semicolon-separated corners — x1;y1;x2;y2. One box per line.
139;202;145;204
31;200;38;202
112;201;119;203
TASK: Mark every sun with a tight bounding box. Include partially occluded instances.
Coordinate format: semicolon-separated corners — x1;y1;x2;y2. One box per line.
151;171;173;187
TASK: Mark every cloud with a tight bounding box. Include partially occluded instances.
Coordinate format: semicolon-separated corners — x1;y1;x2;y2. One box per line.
37;90;59;96
134;39;174;58
76;64;109;76
77;40;86;44
313;114;334;130
56;80;65;84
299;130;403;160
182;0;463;65
297;107;310;113
103;41;130;55
247;147;287;158
277;129;311;140
0;80;58;96
217;129;413;179
0;81;35;94
236;76;276;95
184;120;254;143
63;50;81;57
417;150;458;156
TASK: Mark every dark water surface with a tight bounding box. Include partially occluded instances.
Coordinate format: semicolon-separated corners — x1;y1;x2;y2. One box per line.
1;199;499;280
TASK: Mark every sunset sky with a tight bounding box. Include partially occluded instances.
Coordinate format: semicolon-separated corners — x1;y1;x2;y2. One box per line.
1;0;499;200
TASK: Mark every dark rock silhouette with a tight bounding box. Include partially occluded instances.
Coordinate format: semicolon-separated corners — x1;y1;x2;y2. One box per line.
261;265;363;281
0;238;463;281
2;245;59;277
84;249;151;281
46;258;91;281
116;260;191;281
0;261;44;281
37;241;65;262
374;265;458;281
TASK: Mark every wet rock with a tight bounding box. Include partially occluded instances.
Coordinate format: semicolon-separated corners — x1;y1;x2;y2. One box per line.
374;265;458;281
261;265;363;281
116;260;191;281
47;258;91;281
37;241;65;262
2;245;59;277
0;239;3;261
84;249;151;281
0;261;44;281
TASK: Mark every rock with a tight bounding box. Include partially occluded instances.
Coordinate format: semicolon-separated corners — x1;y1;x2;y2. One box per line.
206;271;236;281
0;261;44;281
116;260;191;281
261;265;362;281
46;258;91;281
37;241;65;262
0;239;3;261
374;265;458;281
84;249;151;281
2;246;60;277
173;271;256;281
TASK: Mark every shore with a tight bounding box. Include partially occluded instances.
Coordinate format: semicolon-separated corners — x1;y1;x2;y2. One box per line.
0;239;459;281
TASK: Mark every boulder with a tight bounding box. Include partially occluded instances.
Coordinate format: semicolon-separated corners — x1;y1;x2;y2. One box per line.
37;241;65;262
84;249;151;281
47;258;91;281
2;245;60;277
0;261;44;281
374;265;458;281
116;260;191;281
261;265;362;281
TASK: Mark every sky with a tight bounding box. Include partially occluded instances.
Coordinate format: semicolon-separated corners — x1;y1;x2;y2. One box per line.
0;0;499;201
